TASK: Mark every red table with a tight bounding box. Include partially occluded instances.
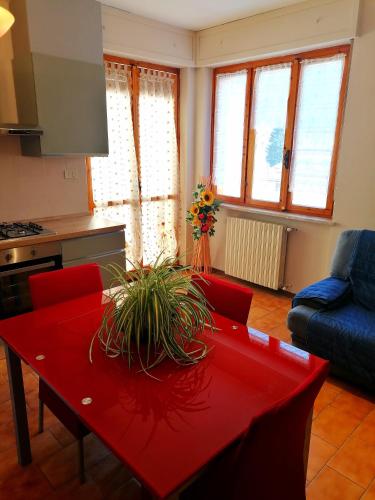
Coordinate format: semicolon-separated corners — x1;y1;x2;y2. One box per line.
0;292;325;498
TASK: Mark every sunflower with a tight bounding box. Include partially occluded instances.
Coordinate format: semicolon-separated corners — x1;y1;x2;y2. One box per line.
199;200;205;207
192;216;200;226
201;190;214;206
190;204;199;216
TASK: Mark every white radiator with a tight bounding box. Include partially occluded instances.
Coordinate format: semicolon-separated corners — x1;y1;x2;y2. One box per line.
225;217;288;290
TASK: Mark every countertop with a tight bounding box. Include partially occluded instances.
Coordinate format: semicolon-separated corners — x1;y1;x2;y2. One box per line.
0;214;125;251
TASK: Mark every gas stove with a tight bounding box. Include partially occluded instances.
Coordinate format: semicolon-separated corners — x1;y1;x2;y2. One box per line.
0;221;55;240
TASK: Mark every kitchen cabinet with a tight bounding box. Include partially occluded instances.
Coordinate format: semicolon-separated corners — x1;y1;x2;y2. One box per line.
62;230;125;289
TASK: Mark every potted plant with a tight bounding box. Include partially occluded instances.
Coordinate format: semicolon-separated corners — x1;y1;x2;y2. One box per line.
89;254;213;374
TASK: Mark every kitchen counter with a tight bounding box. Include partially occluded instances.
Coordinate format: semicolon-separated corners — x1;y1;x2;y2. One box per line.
0;214;125;251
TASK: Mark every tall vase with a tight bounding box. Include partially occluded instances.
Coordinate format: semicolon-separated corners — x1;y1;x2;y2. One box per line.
192;234;211;274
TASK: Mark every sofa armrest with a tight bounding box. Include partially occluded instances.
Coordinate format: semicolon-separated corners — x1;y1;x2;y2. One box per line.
292;277;351;309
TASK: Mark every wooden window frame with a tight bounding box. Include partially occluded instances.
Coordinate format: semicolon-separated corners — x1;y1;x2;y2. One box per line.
210;44;351;218
87;54;180;214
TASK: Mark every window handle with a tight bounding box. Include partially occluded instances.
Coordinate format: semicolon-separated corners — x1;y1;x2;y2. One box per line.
283;149;291;169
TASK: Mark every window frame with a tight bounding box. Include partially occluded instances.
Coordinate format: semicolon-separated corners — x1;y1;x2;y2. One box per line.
87;54;180;214
210;44;351;218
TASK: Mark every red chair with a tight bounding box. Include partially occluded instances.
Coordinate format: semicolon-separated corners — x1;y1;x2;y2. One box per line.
29;263;103;483
183;361;329;500
193;273;253;325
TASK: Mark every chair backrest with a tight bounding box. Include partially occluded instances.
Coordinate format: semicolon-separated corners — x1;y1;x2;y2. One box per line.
229;361;329;500
29;263;103;310
193;273;253;325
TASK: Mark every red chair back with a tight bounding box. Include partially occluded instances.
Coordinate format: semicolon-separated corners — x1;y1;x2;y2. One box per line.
228;361;329;500
193;273;253;325
29;263;103;309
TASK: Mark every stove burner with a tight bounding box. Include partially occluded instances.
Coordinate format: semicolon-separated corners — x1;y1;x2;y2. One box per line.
0;222;51;240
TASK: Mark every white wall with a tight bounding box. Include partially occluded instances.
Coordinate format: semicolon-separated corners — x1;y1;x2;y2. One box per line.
101;5;195;67
200;0;375;293
196;0;359;66
0;137;88;220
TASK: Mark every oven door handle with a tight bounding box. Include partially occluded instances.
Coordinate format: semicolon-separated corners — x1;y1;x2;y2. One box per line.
0;260;57;278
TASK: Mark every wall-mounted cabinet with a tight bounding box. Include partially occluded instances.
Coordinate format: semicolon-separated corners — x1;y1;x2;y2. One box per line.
9;0;108;156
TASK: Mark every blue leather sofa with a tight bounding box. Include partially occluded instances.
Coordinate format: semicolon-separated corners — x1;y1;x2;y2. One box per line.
288;230;375;391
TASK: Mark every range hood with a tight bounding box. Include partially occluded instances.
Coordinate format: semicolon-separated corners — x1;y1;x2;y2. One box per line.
0;124;43;136
0;0;108;156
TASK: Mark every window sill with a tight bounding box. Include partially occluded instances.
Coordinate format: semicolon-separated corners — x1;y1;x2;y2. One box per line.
221;203;336;225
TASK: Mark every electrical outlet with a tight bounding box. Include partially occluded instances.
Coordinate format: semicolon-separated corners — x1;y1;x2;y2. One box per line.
64;167;78;180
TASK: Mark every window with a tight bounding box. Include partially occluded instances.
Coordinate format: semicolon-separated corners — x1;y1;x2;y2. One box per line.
211;45;350;217
87;56;179;265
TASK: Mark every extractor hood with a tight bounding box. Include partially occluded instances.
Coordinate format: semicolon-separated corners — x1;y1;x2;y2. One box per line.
0;124;43;136
0;0;108;156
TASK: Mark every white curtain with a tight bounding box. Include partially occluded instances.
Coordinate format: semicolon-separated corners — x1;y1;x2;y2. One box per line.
212;70;248;198
289;54;346;208
90;63;179;267
138;68;179;265
91;62;142;263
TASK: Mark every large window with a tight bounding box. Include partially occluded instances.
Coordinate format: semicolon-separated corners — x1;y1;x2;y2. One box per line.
211;45;350;217
87;56;179;265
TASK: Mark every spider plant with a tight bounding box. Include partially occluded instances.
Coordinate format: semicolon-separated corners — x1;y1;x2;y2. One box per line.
89;253;213;374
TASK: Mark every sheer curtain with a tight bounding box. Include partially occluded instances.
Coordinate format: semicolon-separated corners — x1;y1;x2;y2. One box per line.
138;68;179;265
212;70;248;199
289;54;346;209
90;62;179;267
90;62;142;263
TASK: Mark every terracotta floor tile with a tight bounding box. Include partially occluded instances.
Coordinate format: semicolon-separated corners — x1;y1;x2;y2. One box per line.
362;479;375;500
38;440;81;488
49;420;76;447
325;377;346;394
106;477;142;500
39;434;111;488
0;463;55;499
313;382;342;418
307;434;337;482
266;307;289;323
250;315;285;332
31;430;63;463
267;323;292;342
329;433;375;488
0;420;16;453
54;477;103;500
331;391;374;420
0;399;13;423
312;405;361;447
307;467;364;500
0;381;10;404
88;454;133;498
248;306;270;321
352;410;375;446
0;430;61;482
0;358;8;385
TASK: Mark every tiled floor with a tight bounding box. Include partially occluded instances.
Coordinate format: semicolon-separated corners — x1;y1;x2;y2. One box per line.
0;283;374;499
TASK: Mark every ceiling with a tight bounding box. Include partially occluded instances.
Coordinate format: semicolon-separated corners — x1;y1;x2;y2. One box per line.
99;0;304;31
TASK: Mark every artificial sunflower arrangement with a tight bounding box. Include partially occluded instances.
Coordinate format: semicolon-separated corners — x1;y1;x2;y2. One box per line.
186;183;221;240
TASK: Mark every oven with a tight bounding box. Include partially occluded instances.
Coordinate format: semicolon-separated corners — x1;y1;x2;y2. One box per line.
0;242;62;319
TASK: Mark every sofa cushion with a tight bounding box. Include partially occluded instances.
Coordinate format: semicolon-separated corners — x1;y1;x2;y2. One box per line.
350;230;375;311
307;303;375;388
292;277;351;310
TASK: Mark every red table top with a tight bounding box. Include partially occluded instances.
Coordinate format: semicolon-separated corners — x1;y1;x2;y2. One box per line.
0;292;325;498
